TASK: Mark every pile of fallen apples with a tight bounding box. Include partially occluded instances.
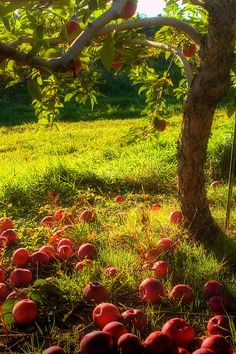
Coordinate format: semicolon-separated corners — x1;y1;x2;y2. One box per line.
0;207;235;354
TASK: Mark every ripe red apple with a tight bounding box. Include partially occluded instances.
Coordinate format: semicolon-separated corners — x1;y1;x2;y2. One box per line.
144;331;178;354
39;245;57;261
170;284;194;304
156;238;174;253
145;248;160;262
0;268;6;282
201;334;233;354
102;321;128;345
78;243;97;260
169;211;183;225
0;217;13;232
139;278;164;304
112;59;123;70
104;267;117;277
30;251;50;267
152;261;172;278
121;308;147;331
207;295;229;313
12;299;38;325
54;209;65;221
0;283;10;303
118;333;144;354
162;318;195;348
57;238;74;250
7;290;27;300
203;280;225;300
182;44;196;57
42;346;65;354
12;248;30;267
151;203;161;211
41;215;57;228
83;282;110;303
75;259;93;271
80;331;113;354
79;210;95;222
92;302;121;329
1;229;18;243
10;268;33;287
58;245;73;260
207;315;230;336
178;349;190;354
66;19;81;35
115;195;125;203
121;0;137;19
192;350;214;354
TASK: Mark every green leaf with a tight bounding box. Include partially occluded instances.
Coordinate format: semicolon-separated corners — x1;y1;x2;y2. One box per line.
27;79;42;101
1;299;17;327
33;279;48;287
89;0;98;12
35;24;44;40
2;17;11;32
100;32;115;71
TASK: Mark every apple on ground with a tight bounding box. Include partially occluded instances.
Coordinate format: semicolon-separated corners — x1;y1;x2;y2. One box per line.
39;245;57;261
75;259;93;271
80;331;113;354
151;203;161;211
118;333;144;354
121;308;147;331
58;245;73;260
7;290;27;300
92;302;121;329
0;268;6;282
104;267;117;277
162;317;195;348
139;278;164;304
49;229;64;244
83;282;110;303
115;195;125;203
192;349;214;354
0;217;13;232
12;248;31;267
0;283;10;303
10;268;33;287
152;260;172;278
178;348;190;354
144;331;178;354
201;334;233;354
41;215;57;228
30;251;50;267
203;280;225;300
207;315;230;336
42;345;66;354
12;299;38;325
156;238;174;252
1;229;18;243
157;119;167;132
169;211;183;225
57;238;74;250
170;284;194;304
79;210;95;222
78;243;97;260
102;321;128;345
207;295;229;313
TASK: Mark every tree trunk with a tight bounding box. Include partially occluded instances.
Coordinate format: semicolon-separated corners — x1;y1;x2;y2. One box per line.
178;0;236;238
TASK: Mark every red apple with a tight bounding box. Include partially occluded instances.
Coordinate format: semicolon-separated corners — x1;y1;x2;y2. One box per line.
192;350;214;354
41;215;57;228
178;349;190;354
57;238;74;250
115;195;125;203
79;210;95;222
156;238;174;253
1;229;18;243
112;59;123;70
121;308;147;331
12;248;30;267
201;334;233;354
39;245;57;261
207;295;229;313
203;280;225;300
152;261;172;278
92;302;121;329
0;217;13;232
121;0;137;19
12;299;38;325
83;281;110;303
144;331;178;354
182;44;196;57
0;283;10;303
7;290;27;300
80;331;113;354
54;209;65;221
30;251;50;267
162;318;195;348
42;346;65;354
78;243;97;260
118;333;144;354
151;203;161;211
139;278;164;304
170;284;194;304
10;268;32;287
207;315;230;336
58;245;73;260
75;259;93;271
66;19;81;35
104;267;117;277
0;268;6;282
169;211;183;225
103;321;128;345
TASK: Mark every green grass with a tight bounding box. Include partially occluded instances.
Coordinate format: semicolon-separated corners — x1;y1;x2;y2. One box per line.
0;107;236;353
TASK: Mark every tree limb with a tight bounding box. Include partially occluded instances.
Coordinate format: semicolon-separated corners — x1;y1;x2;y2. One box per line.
131;39;194;87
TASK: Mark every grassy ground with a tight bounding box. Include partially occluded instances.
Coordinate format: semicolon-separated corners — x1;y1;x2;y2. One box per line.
0;106;236;353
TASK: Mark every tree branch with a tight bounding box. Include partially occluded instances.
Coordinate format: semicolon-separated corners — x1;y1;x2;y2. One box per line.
131;39;194;87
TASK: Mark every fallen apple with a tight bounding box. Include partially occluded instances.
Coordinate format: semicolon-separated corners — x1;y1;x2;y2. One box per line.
41;215;57;228
42;345;66;354
12;248;31;267
201;334;233;354
57;238;74;251
156;238;174;253
152;261;172;278
104;267;117;277
203;280;225;300
170;284;194;304
10;268;33;287
192;349;214;354
12;299;38;325
39;245;57;261
139;278;164;304
0;283;10;303
162;317;195;348
30;251;50;267
115;195;125;203
92;302;121;329
0;268;6;282
207;295;229;313
102;321;128;345
0;217;13;232
118;333;144;354
83;282;110;303
121;308;147;331
169;211;183;225
80;331;113;354
78;243;97;260
75;259;93;271
79;210;95;222
1;229;18;243
207;315;230;336
144;331;178;354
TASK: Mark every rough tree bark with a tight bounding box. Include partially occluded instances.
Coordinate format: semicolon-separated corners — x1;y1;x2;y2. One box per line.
179;0;236;238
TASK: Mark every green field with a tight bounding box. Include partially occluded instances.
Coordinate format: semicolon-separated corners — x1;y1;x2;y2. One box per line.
0;106;236;353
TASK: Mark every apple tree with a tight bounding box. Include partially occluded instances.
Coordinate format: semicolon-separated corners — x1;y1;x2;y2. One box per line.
0;0;236;239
